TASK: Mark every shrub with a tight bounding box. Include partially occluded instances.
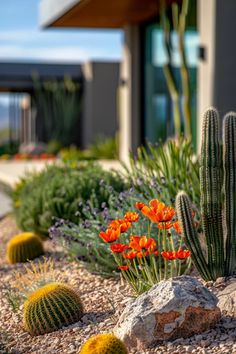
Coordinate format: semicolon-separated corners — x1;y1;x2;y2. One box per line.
23;282;83;335
49;187;143;277
176;108;236;281
12;163;127;236
122;138;200;206
80;333;128;354
50;139;199;278
7;232;44;264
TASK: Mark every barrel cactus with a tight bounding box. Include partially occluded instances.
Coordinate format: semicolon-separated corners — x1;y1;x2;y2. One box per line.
176;107;236;280
79;333;128;354
7;232;44;264
23;282;83;335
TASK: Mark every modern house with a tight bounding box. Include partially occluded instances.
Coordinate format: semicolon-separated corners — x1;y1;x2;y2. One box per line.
0;60;119;149
40;0;236;160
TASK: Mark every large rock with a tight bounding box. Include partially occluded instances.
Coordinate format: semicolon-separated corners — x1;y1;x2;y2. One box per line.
114;276;221;350
217;280;236;316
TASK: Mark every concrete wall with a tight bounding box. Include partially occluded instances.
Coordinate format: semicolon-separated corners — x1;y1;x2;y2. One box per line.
119;25;141;162
82;61;119;148
198;0;236;149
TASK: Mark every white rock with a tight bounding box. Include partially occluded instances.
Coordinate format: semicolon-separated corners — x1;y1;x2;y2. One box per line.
114;276;221;351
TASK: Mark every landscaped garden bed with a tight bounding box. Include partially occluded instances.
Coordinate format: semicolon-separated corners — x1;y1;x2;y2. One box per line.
0;108;236;354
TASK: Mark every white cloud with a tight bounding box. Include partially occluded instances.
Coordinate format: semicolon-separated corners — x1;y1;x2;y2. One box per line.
0;44;121;62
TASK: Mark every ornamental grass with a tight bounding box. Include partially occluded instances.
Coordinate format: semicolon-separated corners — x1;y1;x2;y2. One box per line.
100;199;192;294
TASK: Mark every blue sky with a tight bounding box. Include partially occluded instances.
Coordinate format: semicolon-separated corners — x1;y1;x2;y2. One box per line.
0;0;123;63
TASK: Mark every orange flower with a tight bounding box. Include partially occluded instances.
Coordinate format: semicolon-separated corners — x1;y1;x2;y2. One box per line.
135;202;145;210
161;250;191;260
141;200;175;224
110;243;128;253
136;250;149;258
161;251;176;260
124;212;139;222
99;228;120;243
123;250;138;259
118;265;129;271
129;235;156;252
175;249;191;259
157;222;173;230
173;221;182;234
109;219;131;233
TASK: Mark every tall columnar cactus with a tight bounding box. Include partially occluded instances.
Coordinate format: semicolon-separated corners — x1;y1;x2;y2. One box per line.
23;283;83;335
224;113;236;274
176;107;236;280
7;232;44;264
79;333;128;354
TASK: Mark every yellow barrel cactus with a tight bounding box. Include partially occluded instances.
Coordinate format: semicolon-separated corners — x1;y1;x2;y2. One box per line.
23;282;83;335
79;333;128;354
7;232;44;264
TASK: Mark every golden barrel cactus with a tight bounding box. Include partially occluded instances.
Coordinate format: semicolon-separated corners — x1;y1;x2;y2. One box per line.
79;333;128;354
23;282;83;335
7;232;44;264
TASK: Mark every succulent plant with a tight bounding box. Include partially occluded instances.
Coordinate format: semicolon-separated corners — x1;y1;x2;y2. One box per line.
79;333;128;354
7;232;44;264
176;107;236;280
23;282;83;335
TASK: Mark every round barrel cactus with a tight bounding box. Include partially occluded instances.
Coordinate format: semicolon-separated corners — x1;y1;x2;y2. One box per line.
7;232;44;264
23;282;83;335
80;333;128;354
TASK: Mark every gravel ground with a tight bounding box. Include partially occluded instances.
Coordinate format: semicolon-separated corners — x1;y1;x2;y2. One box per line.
0;216;236;354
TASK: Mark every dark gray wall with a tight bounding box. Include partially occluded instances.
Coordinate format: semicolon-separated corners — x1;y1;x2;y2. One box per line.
214;0;236;114
82;61;119;148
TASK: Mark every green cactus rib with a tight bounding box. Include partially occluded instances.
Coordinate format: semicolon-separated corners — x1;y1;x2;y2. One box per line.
223;112;236;275
7;233;44;264
23;283;83;336
176;192;212;281
200;108;224;279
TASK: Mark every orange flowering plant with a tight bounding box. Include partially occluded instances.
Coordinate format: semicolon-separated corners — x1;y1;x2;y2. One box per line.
99;199;192;294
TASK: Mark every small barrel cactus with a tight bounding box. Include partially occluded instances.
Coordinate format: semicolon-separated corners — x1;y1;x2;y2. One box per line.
7;232;44;264
79;333;128;354
23;282;83;335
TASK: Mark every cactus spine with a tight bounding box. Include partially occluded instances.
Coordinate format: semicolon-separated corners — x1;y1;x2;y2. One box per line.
79;333;128;354
23;283;83;335
7;232;44;264
223;113;236;274
176;108;236;280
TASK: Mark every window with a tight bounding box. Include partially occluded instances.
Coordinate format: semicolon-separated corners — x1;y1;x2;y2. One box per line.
142;19;198;148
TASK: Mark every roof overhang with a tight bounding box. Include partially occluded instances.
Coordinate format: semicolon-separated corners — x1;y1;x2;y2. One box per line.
0;62;82;92
40;0;160;29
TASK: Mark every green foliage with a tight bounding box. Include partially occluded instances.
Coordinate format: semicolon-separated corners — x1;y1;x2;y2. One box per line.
51;139;198;278
23;282;83;335
176;108;236;281
46;139;62;155
59;137;118;162
7;232;44;264
89;136;118;160
80;333;128;354
122;138;200;206
33;75;82;146
12;163;127;236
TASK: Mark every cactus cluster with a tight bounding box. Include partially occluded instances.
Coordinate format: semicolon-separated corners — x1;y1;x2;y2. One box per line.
79;333;128;354
23;282;83;335
176;107;236;280
7;232;44;264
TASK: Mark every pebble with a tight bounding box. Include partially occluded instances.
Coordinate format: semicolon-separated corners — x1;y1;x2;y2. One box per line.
0;216;236;354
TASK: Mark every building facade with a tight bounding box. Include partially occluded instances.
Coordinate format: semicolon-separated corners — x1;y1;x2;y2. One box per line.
40;0;236;160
